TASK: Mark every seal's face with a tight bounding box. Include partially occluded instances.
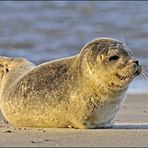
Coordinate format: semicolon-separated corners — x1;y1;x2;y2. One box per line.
81;38;142;90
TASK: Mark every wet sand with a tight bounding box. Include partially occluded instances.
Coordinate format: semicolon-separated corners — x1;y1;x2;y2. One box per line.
0;94;148;147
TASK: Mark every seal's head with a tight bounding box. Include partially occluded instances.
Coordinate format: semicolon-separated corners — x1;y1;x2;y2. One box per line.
0;57;34;83
0;64;9;82
80;37;142;91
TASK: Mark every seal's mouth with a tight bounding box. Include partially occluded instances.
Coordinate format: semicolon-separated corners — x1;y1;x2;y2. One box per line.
115;73;129;80
116;60;142;80
115;65;142;81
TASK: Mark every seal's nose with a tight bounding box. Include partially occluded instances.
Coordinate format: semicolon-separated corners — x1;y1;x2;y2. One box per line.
129;58;139;66
134;60;139;66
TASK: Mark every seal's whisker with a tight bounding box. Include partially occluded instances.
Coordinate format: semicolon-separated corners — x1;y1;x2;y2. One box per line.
141;67;148;80
140;74;146;81
120;34;126;46
140;73;145;81
142;71;148;80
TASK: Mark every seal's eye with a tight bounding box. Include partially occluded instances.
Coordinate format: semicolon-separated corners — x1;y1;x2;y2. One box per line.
109;55;120;62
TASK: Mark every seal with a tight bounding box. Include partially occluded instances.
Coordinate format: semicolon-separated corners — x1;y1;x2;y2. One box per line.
0;38;142;129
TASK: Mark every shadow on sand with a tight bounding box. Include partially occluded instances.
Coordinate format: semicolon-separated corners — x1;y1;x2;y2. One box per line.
112;123;148;129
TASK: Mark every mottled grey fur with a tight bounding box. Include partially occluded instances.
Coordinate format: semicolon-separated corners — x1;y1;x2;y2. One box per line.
0;38;141;128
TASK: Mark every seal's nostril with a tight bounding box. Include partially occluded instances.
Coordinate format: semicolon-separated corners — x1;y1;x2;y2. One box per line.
135;60;139;66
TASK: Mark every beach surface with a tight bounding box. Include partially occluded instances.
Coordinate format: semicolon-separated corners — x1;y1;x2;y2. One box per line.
0;94;148;147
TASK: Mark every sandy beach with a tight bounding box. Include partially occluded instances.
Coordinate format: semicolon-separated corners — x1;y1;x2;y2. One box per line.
0;94;147;147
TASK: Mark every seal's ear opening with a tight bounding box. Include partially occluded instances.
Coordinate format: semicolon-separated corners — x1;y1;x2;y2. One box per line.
6;68;9;73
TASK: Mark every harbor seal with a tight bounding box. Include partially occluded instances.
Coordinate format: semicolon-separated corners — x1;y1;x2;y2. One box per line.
0;38;142;129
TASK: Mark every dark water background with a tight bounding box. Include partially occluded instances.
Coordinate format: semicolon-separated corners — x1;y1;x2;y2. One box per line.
0;1;147;94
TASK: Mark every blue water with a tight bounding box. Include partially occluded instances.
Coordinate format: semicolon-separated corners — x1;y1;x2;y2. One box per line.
0;1;147;94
